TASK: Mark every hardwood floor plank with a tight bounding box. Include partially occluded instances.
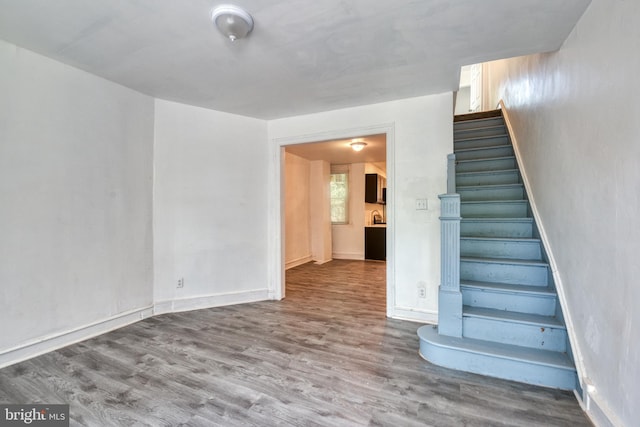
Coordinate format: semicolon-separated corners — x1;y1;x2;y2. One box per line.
0;260;590;426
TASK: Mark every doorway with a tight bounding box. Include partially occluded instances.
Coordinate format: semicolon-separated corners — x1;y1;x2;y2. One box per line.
268;124;395;316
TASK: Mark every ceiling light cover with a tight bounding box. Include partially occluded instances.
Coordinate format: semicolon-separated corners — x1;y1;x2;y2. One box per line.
350;142;367;152
211;5;254;41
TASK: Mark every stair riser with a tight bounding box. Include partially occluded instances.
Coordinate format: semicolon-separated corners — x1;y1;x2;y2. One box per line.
463;317;567;352
455;126;506;139
418;327;577;390
456;171;520;187
455;146;514;161
462;288;556;316
459;186;524;202
461;202;528;218
454;117;505;130
457;157;516;173
460;239;541;260
455;135;510;150
461;221;533;238
460;261;548;286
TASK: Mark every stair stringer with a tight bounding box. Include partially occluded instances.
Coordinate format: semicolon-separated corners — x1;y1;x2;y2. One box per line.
499;100;585;393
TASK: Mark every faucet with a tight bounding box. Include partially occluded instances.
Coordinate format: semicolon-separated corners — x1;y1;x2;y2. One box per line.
371;210;382;224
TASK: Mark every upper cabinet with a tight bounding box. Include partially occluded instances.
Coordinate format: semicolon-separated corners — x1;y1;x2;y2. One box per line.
365;173;386;204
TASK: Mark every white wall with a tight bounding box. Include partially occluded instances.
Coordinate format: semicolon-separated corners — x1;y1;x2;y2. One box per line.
0;40;154;364
153;99;270;312
454;86;471;115
309;160;332;264
268;94;452;321
483;1;639;425
332;163;366;260
284;152;312;268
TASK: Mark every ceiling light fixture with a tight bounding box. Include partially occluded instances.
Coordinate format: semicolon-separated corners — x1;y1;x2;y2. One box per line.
211;4;254;42
350;140;367;152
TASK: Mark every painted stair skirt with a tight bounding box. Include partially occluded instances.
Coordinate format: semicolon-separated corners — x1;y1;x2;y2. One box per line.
419;110;577;390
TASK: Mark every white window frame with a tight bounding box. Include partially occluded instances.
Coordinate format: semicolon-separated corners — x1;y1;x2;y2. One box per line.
330;164;350;225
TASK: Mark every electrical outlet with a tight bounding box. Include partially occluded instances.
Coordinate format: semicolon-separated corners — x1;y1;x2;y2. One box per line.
177;278;184;289
416;199;428;210
418;288;426;298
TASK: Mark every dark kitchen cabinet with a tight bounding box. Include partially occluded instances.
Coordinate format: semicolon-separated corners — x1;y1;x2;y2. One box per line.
365;227;386;261
365;173;386;204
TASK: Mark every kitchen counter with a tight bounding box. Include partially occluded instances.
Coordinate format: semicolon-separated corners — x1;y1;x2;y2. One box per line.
366;224;387;228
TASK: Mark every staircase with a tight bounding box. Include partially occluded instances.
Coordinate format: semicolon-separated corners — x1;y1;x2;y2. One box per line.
417;110;577;390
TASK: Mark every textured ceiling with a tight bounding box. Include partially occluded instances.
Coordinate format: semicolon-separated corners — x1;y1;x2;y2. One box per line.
0;0;590;119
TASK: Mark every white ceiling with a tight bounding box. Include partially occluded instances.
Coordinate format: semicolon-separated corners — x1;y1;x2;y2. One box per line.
0;0;590;119
286;134;386;165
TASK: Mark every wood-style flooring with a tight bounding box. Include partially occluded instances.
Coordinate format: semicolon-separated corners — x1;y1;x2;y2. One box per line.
0;260;591;426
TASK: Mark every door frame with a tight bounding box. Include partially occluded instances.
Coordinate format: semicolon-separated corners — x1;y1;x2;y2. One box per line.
267;123;395;316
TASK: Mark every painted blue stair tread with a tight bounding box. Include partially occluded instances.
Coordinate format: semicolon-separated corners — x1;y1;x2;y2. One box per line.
461;217;531;221
455;134;508;143
454;144;513;153
417;325;575;370
461;236;541;244
460;280;555;296
457;183;524;191
455;124;505;134
461;236;542;261
461;256;547;267
463;306;564;329
461;200;526;205
454;136;511;150
456;169;519;177
456;155;515;164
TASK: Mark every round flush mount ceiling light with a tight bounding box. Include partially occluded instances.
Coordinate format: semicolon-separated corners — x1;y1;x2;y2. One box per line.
350;139;367;152
211;4;254;42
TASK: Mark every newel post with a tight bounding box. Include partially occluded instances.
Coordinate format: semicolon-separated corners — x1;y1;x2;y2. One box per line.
438;153;462;337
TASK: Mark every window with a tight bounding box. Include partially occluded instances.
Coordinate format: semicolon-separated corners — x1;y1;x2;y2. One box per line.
330;166;349;224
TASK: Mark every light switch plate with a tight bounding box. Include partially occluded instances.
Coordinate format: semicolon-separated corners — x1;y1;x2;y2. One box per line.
416;199;428;210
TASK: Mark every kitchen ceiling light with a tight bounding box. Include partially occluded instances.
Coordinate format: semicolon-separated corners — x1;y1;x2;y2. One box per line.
211;5;254;42
350;141;367;152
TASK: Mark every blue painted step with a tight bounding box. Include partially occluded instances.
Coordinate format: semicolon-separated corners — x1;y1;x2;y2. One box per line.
460;200;529;218
455;135;510;150
461;281;557;316
454;145;514;161
460;256;549;286
462;306;567;352
456;156;517;173
456;169;520;186
418;325;577;390
461;237;542;260
458;183;524;201
461;218;533;238
455;124;506;139
454;116;505;130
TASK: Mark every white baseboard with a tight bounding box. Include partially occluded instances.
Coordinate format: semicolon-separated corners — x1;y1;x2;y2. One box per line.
332;251;365;260
0;305;154;369
580;389;623;427
285;255;313;270
154;288;270;315
313;258;332;265
390;306;438;324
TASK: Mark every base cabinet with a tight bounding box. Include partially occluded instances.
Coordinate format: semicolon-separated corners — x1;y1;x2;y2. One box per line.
365;227;386;261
